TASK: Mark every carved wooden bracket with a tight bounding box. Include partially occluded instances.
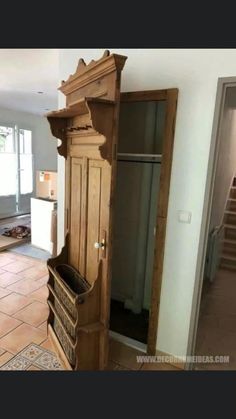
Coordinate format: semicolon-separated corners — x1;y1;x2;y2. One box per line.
47;97;115;161
46;50;127;160
47;116;67;158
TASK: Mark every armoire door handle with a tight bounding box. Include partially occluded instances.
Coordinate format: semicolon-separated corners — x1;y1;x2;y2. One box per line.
94;239;105;249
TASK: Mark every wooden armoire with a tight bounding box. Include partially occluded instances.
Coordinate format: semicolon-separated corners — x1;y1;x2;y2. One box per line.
46;50;127;370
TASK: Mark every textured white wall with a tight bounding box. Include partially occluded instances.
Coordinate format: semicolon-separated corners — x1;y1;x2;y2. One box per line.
58;49;236;358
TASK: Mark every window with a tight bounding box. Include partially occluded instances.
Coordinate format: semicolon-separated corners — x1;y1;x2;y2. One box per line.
0;125;33;197
19;129;33;194
0;126;16;196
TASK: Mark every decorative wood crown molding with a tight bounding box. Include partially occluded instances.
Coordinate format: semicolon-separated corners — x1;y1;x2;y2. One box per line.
59;50;127;97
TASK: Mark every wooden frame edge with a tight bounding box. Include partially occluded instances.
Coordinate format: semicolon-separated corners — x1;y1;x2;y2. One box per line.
115;89;178;355
147;88;178;354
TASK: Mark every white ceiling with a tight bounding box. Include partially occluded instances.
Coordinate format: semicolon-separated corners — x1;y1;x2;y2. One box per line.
0;49;59;116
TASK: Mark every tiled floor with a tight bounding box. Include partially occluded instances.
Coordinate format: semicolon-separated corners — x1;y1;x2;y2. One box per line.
0;250;179;371
195;268;236;370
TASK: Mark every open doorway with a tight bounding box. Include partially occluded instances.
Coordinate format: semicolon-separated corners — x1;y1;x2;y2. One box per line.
192;80;236;370
109;89;178;354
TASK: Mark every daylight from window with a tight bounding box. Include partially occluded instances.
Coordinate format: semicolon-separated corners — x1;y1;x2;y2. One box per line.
0;125;33;196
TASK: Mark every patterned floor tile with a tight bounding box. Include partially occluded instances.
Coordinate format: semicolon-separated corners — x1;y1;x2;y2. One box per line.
1;355;31;370
0;343;63;370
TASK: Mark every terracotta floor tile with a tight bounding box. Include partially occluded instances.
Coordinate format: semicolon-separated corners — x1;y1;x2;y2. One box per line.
0;347;5;356
3;260;34;274
0;272;23;288
20;266;48;281
0;351;14;366
8;253;36;262
0;256;15;267
1;251;17;260
29;286;48;303
40;338;56;353
13;301;49;327
6;278;45;295
109;340;143;370
38;321;47;332
0;323;47;354
0;293;32;315
0;287;12;299
35;275;49;286
0;312;22;338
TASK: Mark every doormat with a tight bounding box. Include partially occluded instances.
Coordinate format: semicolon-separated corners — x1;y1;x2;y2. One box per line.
0;343;64;371
0;216;31;236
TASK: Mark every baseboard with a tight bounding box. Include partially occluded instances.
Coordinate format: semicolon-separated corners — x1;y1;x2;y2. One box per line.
109;330;147;353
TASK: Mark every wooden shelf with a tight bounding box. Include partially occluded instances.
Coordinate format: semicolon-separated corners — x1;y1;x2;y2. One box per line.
45;97;115;118
46;97;115;119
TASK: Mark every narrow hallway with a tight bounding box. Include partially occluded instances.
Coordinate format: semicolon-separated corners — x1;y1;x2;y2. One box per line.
195;268;236;370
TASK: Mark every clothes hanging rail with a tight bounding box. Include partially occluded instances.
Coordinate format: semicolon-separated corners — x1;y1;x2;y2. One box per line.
117;153;162;164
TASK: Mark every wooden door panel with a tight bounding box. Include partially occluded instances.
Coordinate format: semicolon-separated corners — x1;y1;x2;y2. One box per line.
69;157;84;270
86;161;103;283
86;159;110;286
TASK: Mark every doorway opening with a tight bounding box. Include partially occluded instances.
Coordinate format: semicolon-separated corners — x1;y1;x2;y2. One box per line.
109;89;178;353
190;80;236;370
0;125;33;219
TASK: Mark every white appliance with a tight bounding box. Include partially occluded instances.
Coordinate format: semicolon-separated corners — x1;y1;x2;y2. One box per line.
31;197;57;254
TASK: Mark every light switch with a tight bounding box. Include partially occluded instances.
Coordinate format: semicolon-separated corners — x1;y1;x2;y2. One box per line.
178;210;192;224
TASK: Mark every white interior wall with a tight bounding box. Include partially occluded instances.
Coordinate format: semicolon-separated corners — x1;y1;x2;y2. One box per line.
210;87;236;230
57;49;236;359
0;106;57;216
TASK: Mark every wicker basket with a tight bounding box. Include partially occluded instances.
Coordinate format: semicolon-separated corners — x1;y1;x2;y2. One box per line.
53;317;76;366
54;298;76;339
53;264;91;320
